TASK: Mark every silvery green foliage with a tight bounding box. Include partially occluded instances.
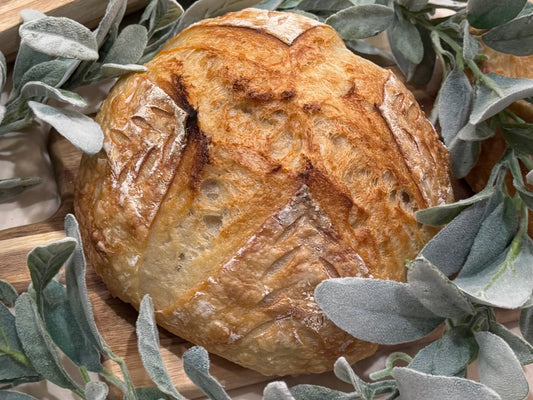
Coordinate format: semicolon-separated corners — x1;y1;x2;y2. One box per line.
182;346;231;400
315;278;444;344
0;177;41;202
63;214;106;357
264;381;296;400
326;5;394;40
466;0;527;29
0;51;6;94
387;4;424;65
19;17;99;60
488;320;533;365
26;237;77;312
85;381;109;400
333;357;396;399
176;0;262;32
136;295;187;400
482;13;533;56
408;326;476;377
0;280;18;308
406;257;475;318
469;74;533;126
41;280;103;372
0;392;40;400
21;82;87;108
14;293;84;396
393;367;502;400
28;101;103;155
475;331;529;400
0;301;42;388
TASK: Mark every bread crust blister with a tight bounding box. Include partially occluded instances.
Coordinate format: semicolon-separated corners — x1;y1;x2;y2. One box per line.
75;8;453;375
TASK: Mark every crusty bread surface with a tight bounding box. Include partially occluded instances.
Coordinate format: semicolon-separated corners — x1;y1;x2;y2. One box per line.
75;8;454;376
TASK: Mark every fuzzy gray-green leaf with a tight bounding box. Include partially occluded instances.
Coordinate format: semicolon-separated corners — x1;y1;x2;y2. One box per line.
64;214;106;355
11;44;50;92
17;59;72;92
448;136;481;178
397;0;429;12
100;63;148;78
21;82;87;108
393;367;501;399
457;122;495;141
460;195;518;277
26;237;77;311
182;346;231;400
326;5;394;40
409;326;477;376
289;384;357;400
137;295;185;400
467;0;527;29
42;280;103;372
315;278;443;344
0;280;18;307
95;0;127;47
102;24;148;66
387;7;424;64
85;381;109;400
470;73;533;125
0;302;41;385
489;320;533;365
482;13;533;56
14;293;82;393
455;233;533;309
0;177;41;202
176;0;261;32
438;66;473;146
297;0;359;12
476;331;529;400
0;51;6;92
0;391;40;400
19;17;99;60
419;196;492;276
521;306;533;345
28;101;103;155
264;381;296;400
501;122;533;155
407;257;474;317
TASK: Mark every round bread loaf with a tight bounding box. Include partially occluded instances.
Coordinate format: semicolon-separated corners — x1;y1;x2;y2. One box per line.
75;8;454;375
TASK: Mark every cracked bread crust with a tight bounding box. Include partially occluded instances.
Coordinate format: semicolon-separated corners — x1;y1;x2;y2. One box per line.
75;8;454;376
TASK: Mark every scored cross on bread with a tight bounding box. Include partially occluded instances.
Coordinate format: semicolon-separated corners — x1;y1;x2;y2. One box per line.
75;8;453;375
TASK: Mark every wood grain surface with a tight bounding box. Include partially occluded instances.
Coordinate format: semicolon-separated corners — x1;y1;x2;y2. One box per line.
0;132;274;399
0;0;150;62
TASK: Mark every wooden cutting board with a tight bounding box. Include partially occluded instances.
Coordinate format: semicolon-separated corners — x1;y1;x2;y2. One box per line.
0;132;276;399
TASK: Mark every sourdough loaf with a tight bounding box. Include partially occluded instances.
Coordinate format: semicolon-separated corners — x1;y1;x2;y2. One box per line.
75;8;454;375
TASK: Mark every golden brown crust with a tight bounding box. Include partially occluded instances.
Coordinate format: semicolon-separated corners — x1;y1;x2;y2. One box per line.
75;8;453;375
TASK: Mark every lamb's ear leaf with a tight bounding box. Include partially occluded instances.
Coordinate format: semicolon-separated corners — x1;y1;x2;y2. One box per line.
475;331;529;400
176;0;261;32
182;346;231;400
467;0;527;29
136;295;187;400
263;381;296;400
407;257;475;318
326;5;394;40
14;293;82;392
19;16;99;60
393;367;501;399
28;101;103;155
315;278;443;345
408;326;477;376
